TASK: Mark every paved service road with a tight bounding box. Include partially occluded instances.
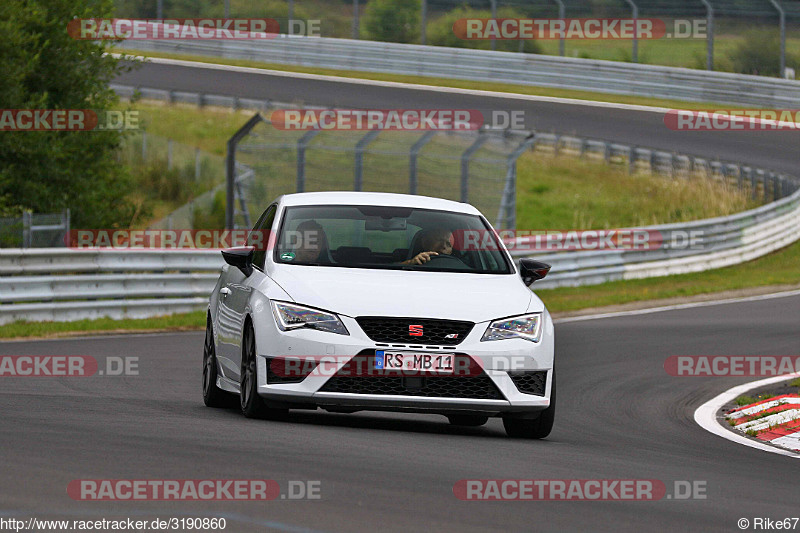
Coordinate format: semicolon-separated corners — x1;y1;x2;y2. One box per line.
117;60;800;176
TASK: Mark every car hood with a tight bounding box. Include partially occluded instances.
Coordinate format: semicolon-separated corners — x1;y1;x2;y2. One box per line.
268;265;536;323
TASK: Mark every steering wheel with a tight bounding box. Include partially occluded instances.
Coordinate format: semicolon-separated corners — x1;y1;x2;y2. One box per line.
418;254;469;268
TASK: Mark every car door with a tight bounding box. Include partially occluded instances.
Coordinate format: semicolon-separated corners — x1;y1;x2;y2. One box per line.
225;204;277;382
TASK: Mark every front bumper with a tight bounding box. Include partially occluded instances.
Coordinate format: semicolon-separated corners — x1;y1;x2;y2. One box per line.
252;310;555;416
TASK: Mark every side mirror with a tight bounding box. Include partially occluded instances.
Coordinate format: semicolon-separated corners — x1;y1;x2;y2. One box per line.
221;247;255;277
519;259;551;286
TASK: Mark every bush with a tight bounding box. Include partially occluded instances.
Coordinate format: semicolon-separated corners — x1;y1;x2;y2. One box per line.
192;190;227;230
362;0;420;43
132;158;197;205
427;6;541;54
728;28;796;77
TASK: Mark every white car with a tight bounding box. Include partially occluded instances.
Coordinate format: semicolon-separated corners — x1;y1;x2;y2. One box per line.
203;192;556;438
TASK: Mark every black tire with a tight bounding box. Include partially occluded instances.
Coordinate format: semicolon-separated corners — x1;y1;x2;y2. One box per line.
447;414;489;427
240;322;286;419
202;317;231;408
503;371;556;439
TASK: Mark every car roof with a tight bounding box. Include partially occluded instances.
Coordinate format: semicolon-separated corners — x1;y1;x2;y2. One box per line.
278;192;482;216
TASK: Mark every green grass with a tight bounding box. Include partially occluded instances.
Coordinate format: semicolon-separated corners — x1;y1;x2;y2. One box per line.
117;101;254;156
535;33;800;70
118;48;762;111
0;80;784;339
0;311;207;340
514;155;756;229
119;99;760;230
536;238;800;312
736;395;759;406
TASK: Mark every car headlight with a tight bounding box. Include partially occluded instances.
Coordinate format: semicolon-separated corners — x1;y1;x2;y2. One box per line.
481;313;542;342
271;301;349;335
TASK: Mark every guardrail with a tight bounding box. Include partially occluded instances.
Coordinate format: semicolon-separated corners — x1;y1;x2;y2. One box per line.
112;84;275;111
2;184;799;323
4;40;799;324
120;37;800;106
0;249;221;324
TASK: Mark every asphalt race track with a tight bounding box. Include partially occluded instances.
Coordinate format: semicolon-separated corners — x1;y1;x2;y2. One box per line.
2;294;799;532
116;60;800;176
3;59;798;532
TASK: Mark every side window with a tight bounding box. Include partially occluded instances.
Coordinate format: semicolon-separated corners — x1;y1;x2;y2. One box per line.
250;205;276;270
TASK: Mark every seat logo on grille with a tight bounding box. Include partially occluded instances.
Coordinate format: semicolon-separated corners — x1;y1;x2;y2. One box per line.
408;324;423;336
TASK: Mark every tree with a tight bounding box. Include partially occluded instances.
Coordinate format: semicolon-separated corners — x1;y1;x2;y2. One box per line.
0;0;140;227
362;0;420;43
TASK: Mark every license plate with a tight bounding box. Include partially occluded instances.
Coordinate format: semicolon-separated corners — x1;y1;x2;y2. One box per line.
375;351;454;374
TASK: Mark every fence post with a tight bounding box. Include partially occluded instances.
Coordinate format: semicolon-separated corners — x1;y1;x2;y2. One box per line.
352;0;359;39
195;148;201;180
700;0;714;70
167;139;173;169
769;0;786;77
490;0;497;51
226;114;263;230
354;130;381;191
409;131;436;195
296;130;321;193
496;134;535;229
623;0;639;63
64;208;70;247
22;211;32;248
142;130;147;160
420;0;427;45
552;0;565;56
460;134;489;203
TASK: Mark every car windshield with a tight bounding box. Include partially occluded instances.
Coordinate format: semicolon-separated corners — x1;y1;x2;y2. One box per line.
273;205;512;274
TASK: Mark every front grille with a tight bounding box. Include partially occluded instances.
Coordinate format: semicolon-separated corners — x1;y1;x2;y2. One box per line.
508;371;547;396
318;353;504;400
356;317;474;345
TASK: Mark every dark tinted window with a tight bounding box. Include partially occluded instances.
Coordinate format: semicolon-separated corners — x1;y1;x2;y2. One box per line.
250;204;276;270
273;205;512;274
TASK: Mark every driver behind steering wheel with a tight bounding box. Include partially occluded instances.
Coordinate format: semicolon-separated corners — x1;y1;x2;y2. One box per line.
402;228;454;265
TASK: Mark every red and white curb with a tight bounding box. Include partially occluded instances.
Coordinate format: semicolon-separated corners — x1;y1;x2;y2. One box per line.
726;395;800;451
694;374;800;459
